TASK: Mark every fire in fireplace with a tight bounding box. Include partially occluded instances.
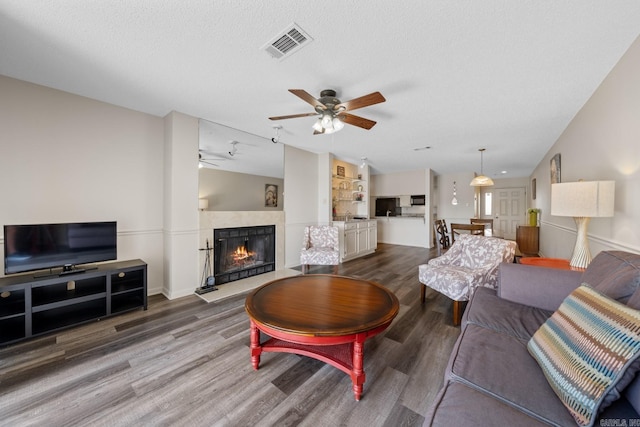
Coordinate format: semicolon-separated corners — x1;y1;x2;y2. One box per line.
213;225;275;285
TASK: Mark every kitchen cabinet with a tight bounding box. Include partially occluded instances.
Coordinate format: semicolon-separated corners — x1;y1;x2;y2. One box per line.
399;195;411;207
334;220;377;262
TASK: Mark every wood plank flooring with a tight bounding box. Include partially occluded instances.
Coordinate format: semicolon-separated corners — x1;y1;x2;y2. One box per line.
0;243;461;427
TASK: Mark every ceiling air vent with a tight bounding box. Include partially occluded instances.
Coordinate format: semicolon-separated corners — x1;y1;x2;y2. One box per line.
262;23;313;60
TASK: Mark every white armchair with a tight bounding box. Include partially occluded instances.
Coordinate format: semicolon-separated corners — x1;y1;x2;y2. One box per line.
300;225;340;274
418;234;516;325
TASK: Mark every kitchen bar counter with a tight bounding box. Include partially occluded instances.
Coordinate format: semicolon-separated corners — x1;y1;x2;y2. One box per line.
375;215;426;219
376;216;430;247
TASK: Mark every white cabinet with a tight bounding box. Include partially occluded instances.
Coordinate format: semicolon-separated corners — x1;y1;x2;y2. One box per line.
368;224;378;249
334;220;377;262
344;223;358;259
399;195;411;207
357;226;368;253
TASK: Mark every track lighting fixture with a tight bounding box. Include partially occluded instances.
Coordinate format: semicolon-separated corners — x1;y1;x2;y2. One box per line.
228;141;239;156
271;125;281;144
360;157;367;168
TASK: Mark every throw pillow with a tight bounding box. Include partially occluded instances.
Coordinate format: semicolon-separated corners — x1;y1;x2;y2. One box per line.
528;284;640;427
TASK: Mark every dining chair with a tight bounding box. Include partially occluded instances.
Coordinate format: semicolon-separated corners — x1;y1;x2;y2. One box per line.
433;219;450;255
450;223;485;244
470;218;494;236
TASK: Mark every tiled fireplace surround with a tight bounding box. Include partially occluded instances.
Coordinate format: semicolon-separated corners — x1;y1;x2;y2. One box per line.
198;211;291;300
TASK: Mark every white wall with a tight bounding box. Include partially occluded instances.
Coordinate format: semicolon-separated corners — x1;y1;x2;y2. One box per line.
198;168;284;211
0;76;165;294
283;145;319;268
435;172;476;224
162;111;199;299
371;169;427;196
530;35;640;257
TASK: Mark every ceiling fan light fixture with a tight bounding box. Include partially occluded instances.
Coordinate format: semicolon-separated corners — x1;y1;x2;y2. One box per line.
470;148;494;187
332;117;344;131
312;119;323;133
321;112;333;128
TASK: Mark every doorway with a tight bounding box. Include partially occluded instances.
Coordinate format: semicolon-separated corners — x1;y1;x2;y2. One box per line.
482;187;526;240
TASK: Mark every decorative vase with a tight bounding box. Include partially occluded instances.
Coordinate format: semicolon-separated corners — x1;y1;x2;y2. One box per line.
529;212;537;226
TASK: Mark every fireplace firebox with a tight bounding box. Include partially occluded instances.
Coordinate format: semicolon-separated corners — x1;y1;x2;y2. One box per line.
213;225;275;285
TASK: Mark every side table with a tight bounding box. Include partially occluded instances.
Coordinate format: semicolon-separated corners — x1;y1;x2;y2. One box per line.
519;257;585;272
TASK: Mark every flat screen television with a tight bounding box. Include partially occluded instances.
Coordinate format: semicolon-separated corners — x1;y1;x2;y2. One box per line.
3;221;117;275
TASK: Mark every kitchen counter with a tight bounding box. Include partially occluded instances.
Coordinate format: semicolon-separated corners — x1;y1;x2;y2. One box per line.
332;216;371;222
376;216;430;248
375;215;426;219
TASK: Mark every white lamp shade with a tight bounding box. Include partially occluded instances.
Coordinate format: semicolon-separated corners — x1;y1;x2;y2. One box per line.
198;198;209;210
469;175;494;187
551;181;615;217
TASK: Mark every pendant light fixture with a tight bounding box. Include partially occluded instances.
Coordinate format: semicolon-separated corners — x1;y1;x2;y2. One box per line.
451;181;458;205
470;148;494;187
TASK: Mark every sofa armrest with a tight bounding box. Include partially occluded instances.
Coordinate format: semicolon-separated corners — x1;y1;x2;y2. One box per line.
497;263;583;311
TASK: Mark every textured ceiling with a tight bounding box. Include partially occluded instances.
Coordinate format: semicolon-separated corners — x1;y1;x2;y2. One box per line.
2;1;639;179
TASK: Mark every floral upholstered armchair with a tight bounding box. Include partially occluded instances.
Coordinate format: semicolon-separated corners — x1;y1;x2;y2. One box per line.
300;225;340;274
418;234;517;325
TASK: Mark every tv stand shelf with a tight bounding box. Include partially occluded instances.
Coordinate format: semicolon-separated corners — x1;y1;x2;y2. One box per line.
0;259;147;345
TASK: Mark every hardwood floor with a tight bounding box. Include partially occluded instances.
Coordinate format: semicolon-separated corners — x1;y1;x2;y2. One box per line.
0;244;460;426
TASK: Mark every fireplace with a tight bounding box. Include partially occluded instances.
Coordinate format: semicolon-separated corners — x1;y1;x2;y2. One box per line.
213;225;275;285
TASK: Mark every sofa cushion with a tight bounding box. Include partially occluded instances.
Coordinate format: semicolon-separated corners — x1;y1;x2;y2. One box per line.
448;323;577;425
424;381;549;427
582;251;640;304
528;284;640;427
463;287;552;341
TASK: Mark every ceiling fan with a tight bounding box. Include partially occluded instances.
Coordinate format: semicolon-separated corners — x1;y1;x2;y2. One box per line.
198;150;227;168
269;89;386;134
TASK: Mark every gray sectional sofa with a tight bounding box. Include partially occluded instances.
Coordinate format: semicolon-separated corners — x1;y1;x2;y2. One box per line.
424;250;640;426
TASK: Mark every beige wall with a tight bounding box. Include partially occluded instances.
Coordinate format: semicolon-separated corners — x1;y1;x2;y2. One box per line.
283;145;319;268
198;168;284;211
0;75;165;293
530;35;640;257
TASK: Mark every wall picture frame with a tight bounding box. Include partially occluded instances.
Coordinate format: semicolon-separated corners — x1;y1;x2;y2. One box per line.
532;178;537;200
336;165;345;177
265;184;278;207
550;153;561;184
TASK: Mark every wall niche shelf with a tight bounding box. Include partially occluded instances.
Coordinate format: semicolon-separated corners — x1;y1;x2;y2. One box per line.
0;259;147;346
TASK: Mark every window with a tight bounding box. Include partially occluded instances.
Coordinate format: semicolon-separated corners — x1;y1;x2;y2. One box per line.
484;192;492;216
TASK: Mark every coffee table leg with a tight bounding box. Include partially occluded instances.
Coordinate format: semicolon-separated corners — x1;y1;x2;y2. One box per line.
250;320;262;370
352;336;366;401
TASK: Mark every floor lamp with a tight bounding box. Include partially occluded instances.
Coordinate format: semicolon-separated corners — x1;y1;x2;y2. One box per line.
551;180;615;269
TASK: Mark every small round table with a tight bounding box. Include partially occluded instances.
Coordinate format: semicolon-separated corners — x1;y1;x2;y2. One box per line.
519;257;586;271
245;274;399;401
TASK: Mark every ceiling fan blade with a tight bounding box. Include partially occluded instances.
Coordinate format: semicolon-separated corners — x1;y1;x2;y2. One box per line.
200;160;219;167
335;92;385;112
339;113;377;130
269;112;318;121
289;89;326;110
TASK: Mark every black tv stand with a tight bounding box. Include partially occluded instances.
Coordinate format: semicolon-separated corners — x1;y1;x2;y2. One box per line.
0;259;147;345
59;266;97;276
32;265;96;279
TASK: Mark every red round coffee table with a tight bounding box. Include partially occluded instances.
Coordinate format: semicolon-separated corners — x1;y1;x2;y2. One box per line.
245;274;399;401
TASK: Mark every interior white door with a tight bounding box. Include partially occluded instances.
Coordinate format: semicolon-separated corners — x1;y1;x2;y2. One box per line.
493;187;526;240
